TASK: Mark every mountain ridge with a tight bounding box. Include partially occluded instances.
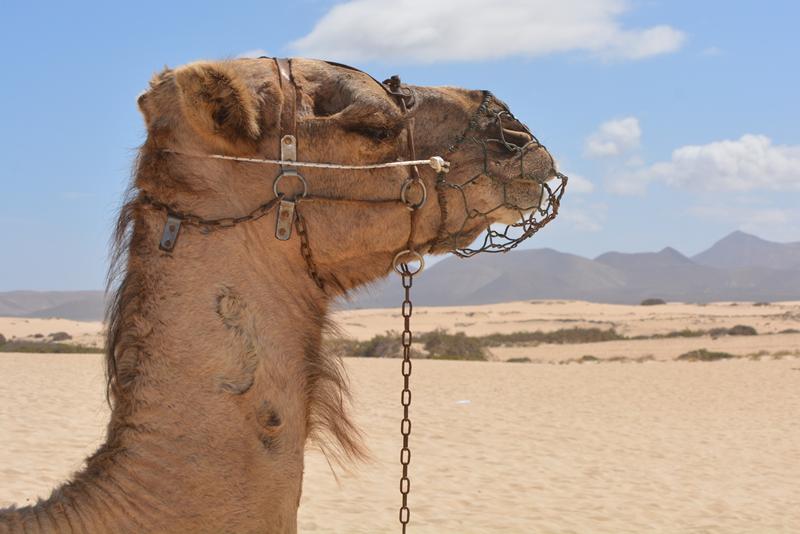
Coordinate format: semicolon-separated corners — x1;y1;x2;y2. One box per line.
3;231;799;320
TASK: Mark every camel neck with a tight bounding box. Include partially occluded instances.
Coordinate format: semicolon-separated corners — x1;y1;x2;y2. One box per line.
1;212;331;533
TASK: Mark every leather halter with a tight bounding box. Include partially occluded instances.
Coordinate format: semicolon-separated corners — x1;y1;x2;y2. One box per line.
267;57;426;283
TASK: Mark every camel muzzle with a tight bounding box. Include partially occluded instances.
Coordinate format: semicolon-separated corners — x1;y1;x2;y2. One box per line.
433;92;568;257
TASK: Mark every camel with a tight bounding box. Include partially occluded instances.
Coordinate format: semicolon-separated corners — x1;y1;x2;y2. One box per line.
0;57;560;533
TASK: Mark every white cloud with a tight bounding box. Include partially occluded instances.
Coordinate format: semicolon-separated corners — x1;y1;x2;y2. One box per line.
689;204;800;243
611;134;800;194
585;117;641;158
562;202;607;233
291;0;685;63
566;173;595;194
236;49;270;59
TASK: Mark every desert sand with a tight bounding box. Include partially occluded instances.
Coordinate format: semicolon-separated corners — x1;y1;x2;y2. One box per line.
1;301;799;533
4;299;800;356
0;317;104;348
1;354;799;533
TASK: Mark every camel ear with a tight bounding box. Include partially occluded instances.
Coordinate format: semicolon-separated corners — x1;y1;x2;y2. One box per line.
174;62;261;146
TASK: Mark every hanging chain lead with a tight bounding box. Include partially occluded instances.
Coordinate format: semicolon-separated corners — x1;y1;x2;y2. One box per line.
398;264;414;532
295;212;325;290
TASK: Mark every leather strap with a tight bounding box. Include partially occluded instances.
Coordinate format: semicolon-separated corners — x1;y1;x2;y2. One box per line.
275;58;297;145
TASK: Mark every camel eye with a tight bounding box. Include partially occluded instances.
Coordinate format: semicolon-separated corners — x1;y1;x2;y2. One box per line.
350;126;395;142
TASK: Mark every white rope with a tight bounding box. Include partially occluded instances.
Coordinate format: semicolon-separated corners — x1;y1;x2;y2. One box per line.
162;149;450;173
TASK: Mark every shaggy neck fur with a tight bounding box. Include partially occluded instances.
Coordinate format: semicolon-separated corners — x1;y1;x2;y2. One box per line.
0;193;363;534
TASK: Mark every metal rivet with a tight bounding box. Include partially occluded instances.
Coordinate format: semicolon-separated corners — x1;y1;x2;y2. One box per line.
277;228;286;236
163;240;171;247
283;137;292;144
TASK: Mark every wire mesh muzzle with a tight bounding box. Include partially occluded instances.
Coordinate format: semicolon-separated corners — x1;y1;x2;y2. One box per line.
435;97;568;257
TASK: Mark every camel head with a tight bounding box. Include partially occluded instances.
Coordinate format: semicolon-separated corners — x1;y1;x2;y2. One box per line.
135;58;563;293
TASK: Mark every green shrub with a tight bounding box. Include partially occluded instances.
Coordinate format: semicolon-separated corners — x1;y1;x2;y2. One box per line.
354;331;404;358
480;328;624;347
727;324;758;336
651;329;707;339
677;349;735;362
0;341;103;354
418;329;486;361
640;298;666;306
507;357;531;363
49;331;72;342
708;327;729;338
709;325;758;337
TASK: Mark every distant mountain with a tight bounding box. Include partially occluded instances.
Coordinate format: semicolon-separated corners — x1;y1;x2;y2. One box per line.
345;232;800;308
692;230;800;270
0;290;105;321
4;232;800;319
594;247;723;303
346;248;627;308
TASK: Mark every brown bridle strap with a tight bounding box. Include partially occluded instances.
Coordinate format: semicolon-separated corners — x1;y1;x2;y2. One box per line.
275;58;296;138
271;59;422;533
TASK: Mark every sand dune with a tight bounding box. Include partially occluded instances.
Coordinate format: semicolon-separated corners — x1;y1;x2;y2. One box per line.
1;300;799;532
334;300;800;340
0;317;104;348
3;300;799;352
1;354;799;533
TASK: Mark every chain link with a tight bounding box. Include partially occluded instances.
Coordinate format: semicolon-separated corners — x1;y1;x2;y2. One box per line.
295;211;325;290
398;265;414;532
140;194;283;233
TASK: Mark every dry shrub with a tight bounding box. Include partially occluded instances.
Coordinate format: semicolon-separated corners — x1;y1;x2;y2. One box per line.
49;331;72;342
481;328;624;346
418;330;486;361
677;349;736;362
728;324;758;336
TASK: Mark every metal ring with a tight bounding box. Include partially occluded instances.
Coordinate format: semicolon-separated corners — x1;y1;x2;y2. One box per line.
400;179;427;210
273;171;308;199
393;250;425;276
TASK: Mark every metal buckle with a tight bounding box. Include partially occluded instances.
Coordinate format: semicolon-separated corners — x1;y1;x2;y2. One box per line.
159;215;182;251
275;199;296;241
392;250;425;276
400;179;427;211
272;170;308;200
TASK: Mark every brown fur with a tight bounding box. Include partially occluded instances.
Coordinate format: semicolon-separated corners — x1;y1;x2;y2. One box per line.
0;58;552;534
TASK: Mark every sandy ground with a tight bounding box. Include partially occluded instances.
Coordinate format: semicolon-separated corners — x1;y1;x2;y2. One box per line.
1;353;799;533
0;317;104;348
334;300;800;340
3;300;799;357
492;332;800;363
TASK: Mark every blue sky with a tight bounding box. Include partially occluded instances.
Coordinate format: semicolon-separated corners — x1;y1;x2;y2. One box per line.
1;0;798;291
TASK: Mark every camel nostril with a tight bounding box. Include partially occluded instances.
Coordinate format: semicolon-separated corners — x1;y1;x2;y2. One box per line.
502;127;533;147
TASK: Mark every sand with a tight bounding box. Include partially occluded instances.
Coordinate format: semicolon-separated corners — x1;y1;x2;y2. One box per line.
2;353;799;533
5;300;798;360
334;300;800;340
0;317;104;348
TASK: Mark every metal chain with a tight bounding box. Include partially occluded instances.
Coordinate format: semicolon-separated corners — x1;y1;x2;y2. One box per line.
294;211;325;290
140;194;283;232
398;264;414;532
